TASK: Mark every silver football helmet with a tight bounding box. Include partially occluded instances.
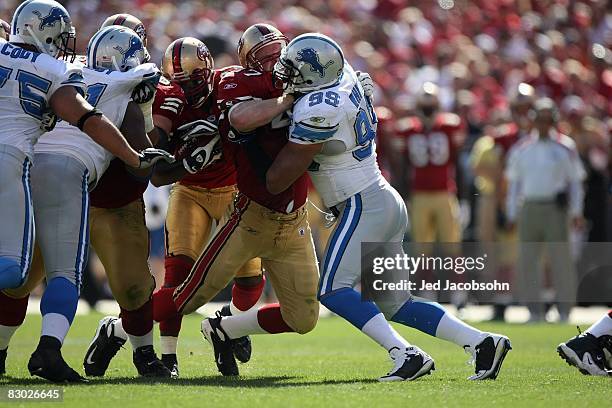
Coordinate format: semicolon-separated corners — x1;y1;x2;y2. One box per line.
100;14;150;63
274;33;344;92
87;25;146;72
9;0;76;60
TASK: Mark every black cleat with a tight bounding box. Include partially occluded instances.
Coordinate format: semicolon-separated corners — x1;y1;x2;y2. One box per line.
218;305;252;363
379;346;435;382
466;333;512;380
201;316;238;376
133;346;171;378
28;347;87;383
557;330;609;376
83;316;126;377
161;353;179;379
0;347;6;376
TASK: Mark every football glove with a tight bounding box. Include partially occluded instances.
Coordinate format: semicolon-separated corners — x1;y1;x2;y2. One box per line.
356;71;374;99
40;108;58;132
183;135;223;174
137;148;175;169
132;72;161;104
175;119;218;142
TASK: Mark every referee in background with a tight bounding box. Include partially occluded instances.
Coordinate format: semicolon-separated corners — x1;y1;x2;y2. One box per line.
505;98;585;322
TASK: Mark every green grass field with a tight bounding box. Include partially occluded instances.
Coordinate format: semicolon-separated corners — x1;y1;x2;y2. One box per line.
1;312;610;407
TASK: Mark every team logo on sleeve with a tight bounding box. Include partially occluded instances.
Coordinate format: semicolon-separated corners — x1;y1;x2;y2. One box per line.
296;48;333;78
113;36;143;66
33;7;70;30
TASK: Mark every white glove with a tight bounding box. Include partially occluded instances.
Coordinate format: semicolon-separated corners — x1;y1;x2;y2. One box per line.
182;135;223;174
356;71;375;99
175;119;218;142
139;99;155;134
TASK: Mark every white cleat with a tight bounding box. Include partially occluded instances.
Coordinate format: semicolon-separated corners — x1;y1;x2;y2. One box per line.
379;346;435;382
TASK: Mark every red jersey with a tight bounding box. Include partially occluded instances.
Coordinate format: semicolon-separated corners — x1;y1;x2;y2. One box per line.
89;158;148;208
153;72;236;189
217;69;308;213
396;112;462;192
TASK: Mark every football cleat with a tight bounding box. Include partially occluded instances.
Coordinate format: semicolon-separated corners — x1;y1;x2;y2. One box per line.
83;316;126;377
28;347;86;383
379;346;435;382
0;347;6;376
161;354;179;379
201;316;239;376
465;333;512;380
557;331;609;376
133;346;171;378
218;305;252;363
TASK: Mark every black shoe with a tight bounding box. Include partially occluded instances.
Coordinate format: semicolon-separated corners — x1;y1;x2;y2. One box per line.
28;346;86;383
379;346;435;382
161;354;179;379
599;334;612;370
0;347;6;376
466;333;512;380
558;330;609;376
133;346;171;378
83;316;126;377
218;305;252;363
201;316;238;376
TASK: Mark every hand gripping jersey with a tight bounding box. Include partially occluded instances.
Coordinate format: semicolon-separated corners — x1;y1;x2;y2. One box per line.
159;68;237;189
396;111;462;192
0;42;86;157
217;68;308;213
289;64;383;208
36;63;160;186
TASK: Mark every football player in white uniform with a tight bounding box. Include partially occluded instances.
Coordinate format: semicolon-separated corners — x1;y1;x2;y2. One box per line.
0;0;172;381
267;33;512;381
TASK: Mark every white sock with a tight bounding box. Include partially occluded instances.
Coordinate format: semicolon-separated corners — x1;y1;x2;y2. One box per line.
219;308;267;339
41;313;70;345
0;324;19;350
435;313;484;348
361;313;411;351
586;313;612;338
160;336;178;355
127;329;153;350
229;300;245;316
111;318;128;341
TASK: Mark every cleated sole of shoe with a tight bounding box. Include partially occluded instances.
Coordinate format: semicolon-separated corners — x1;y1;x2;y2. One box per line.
469;337;512;380
379;359;435;382
557;344;609;376
83;316;117;377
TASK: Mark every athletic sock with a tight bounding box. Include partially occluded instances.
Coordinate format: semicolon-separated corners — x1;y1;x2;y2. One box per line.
40;277;78;345
586;312;612;338
361;313;411;351
160;336;178;356
120;300;154;350
159;256;192;336
220;303;293;339
391;297;484;347
230;275;265;314
0;292;28;349
153;287;179;322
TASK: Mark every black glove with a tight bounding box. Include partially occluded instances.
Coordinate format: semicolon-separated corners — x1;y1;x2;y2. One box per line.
138;148;175;169
40;108;58;132
183;135;223;174
175;119;218;142
131;72;161;104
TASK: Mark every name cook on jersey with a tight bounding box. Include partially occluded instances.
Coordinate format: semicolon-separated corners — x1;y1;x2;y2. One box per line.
371;279;511;292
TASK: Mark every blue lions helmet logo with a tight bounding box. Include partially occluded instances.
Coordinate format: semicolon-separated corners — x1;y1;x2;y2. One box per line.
113;36;143;67
296;47;333;78
32;7;70;31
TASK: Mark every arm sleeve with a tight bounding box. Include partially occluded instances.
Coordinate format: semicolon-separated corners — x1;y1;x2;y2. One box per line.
289;99;340;145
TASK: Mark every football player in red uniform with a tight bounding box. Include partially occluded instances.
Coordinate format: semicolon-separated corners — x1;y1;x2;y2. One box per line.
395;82;464;243
152;24;320;377
149;38;263;377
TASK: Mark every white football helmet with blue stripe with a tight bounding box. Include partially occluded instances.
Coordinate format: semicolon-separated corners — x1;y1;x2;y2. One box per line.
274;33;344;93
9;0;76;60
87;25;146;72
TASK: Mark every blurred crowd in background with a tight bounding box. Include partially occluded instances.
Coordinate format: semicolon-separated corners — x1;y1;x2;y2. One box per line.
1;0;610;314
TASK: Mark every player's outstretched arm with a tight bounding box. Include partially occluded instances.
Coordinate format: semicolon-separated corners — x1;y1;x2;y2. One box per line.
121;101;154;177
266;141;322;194
229;94;294;133
51;86;141;167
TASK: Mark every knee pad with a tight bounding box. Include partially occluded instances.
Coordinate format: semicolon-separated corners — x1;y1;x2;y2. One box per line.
0;258;25;289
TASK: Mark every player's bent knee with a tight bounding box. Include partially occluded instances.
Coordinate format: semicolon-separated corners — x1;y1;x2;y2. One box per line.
114;277;155;310
284;304;319;335
0;259;24;289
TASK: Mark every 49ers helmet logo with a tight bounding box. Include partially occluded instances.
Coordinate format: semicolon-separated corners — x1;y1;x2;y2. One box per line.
197;44;209;61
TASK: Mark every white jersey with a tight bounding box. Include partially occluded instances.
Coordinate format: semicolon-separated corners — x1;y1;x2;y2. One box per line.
289;65;383;207
0;42;86;157
36;63;159;185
